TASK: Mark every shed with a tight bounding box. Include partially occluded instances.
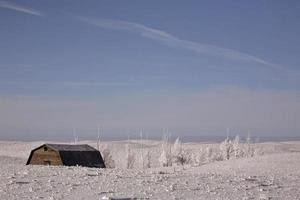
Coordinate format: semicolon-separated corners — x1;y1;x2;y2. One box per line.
26;143;106;168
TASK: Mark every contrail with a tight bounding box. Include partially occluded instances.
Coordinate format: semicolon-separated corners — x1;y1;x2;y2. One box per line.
0;0;43;16
76;16;283;70
0;81;134;87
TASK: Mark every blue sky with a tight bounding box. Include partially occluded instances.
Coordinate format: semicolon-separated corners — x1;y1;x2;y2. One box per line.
0;0;300;140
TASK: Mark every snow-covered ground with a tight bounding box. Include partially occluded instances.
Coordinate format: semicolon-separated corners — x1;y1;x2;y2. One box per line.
0;140;300;200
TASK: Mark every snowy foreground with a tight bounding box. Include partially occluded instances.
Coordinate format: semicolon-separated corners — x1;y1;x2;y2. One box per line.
0;140;300;200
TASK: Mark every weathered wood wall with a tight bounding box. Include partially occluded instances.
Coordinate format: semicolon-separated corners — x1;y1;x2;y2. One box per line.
29;146;63;166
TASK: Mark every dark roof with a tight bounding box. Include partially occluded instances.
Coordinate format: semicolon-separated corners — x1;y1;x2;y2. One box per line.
45;144;98;151
59;150;105;168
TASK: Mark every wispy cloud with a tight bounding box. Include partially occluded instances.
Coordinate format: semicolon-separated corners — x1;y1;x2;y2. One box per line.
76;16;282;70
0;0;43;16
58;81;134;87
0;80;134;87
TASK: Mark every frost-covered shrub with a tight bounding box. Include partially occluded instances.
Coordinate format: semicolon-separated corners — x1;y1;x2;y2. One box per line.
172;137;182;165
218;134;261;161
190;145;219;166
102;148;115;168
220;138;233;160
191;147;207;166
172;137;191;166
144;149;151;168
159;134;262;168
210;147;223;162
159;134;172;167
174;150;187;166
159;147;172;167
126;143;135;169
187;145;223;165
190;153;198;166
232;135;243;158
205;146;213;163
126;153;135;169
254;146;264;156
172;137;182;156
139;140;151;169
245;134;255;157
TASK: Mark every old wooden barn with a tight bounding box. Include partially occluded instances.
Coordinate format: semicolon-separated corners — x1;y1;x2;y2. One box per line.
26;144;106;168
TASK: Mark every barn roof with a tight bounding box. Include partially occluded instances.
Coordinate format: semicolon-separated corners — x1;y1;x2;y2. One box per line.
45;144;98;151
26;143;106;168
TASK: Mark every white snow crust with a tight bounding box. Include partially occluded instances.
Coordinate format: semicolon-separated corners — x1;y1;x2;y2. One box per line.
0;140;299;200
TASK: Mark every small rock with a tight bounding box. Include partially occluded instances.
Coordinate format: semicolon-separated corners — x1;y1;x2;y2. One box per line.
169;184;175;191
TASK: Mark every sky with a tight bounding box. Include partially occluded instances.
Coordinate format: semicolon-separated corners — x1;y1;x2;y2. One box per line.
0;0;300;140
